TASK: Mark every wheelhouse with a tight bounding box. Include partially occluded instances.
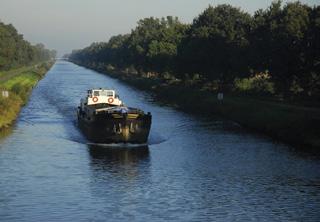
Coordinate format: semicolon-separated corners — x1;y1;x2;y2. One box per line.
81;89;123;107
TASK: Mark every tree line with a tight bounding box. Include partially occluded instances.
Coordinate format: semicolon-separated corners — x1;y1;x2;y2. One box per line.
0;21;56;71
69;1;320;100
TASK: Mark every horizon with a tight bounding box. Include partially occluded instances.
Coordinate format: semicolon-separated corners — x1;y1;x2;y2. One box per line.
0;0;318;56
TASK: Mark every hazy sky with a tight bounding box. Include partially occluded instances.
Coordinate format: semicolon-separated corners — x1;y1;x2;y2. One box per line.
0;0;318;56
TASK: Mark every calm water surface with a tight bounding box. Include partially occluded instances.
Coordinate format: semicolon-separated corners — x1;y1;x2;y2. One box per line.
0;61;319;221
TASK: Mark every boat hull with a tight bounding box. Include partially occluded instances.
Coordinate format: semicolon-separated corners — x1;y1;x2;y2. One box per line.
78;112;151;144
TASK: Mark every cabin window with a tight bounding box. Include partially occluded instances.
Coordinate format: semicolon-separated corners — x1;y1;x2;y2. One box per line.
107;91;114;97
100;91;107;96
94;91;100;96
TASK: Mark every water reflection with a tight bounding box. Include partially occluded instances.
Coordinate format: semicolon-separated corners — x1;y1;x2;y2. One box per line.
0;61;319;221
88;144;149;165
0;126;13;142
88;145;150;179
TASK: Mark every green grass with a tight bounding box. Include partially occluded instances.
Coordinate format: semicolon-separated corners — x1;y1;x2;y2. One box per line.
2;72;38;88
0;62;53;129
0;94;22;129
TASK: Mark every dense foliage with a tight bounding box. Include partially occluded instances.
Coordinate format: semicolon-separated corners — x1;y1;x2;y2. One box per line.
69;1;320;100
0;21;56;71
71;16;187;75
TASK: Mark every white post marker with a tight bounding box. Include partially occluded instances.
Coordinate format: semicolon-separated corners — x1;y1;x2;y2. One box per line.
217;92;223;101
1;90;9;98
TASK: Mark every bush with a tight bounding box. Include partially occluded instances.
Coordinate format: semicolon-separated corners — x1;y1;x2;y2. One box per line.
234;72;274;95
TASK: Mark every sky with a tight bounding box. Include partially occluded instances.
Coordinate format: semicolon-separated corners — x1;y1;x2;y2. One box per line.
0;0;318;56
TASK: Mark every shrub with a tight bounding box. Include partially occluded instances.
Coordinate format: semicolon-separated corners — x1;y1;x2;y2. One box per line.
234;72;274;95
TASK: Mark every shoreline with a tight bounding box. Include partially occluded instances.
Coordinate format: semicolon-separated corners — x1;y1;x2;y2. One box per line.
73;61;320;152
0;61;54;130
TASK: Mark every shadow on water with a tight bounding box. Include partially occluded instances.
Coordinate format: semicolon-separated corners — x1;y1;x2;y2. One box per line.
87;144;151;184
88;144;150;167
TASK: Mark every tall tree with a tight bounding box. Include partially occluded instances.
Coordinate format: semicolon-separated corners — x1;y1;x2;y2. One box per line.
0;21;56;71
251;1;311;97
177;5;253;87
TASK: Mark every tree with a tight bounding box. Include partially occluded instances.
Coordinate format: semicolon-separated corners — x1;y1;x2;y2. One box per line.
177;5;253;88
251;1;311;97
126;16;187;73
0;21;56;71
303;5;320;98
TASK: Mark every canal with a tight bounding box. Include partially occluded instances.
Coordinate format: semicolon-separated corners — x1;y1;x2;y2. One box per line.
0;61;319;221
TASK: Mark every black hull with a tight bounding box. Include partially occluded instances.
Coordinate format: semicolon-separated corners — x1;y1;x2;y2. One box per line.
78;112;151;144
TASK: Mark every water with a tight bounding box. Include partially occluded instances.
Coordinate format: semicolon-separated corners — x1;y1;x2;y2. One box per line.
0;61;319;221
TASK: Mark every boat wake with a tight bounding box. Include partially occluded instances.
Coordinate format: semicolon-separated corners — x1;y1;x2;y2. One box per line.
86;133;167;148
87;142;148;148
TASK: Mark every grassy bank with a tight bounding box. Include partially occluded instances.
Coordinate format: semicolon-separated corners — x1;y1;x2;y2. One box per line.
0;62;54;129
73;62;320;152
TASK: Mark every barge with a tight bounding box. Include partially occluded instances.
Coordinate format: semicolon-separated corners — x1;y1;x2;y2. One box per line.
77;89;151;144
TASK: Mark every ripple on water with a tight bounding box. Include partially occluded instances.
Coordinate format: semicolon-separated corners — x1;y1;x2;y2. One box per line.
0;61;319;221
